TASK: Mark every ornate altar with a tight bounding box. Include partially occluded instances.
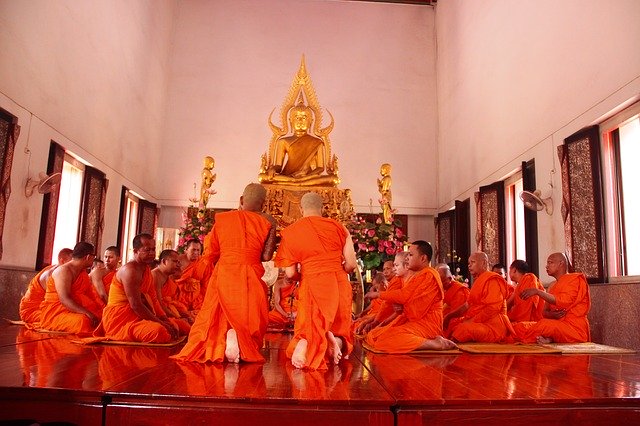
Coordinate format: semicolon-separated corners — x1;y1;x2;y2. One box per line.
258;56;354;229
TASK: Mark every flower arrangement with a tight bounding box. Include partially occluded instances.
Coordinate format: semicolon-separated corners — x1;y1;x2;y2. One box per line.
348;214;408;270
177;208;215;253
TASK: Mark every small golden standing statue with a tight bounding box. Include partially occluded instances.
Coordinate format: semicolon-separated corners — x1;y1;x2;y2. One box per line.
199;156;217;209
378;163;393;224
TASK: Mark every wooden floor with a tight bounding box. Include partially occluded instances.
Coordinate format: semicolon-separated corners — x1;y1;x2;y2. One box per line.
1;322;639;426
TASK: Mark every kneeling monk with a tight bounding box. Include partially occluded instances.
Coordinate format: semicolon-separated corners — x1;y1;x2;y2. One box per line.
173;183;277;363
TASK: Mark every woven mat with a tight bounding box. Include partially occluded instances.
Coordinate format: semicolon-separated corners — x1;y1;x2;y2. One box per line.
458;343;562;354
361;341;461;355
73;335;187;347
542;342;636;354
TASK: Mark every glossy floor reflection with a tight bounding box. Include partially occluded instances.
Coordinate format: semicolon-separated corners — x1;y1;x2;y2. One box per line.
1;322;639;425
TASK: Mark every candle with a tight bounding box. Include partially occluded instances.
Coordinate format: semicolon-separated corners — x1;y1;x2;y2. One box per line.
365;270;372;283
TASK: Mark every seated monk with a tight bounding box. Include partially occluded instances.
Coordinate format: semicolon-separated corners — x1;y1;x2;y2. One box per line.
359;252;412;335
381;260;395;283
19;248;72;326
173;183;277;364
91;246;121;302
39;242;103;334
175;239;205;313
514;253;591;344
93;234;179;343
446;252;514;343
435;263;470;338
507;259;545;323
353;272;387;333
364;241;456;353
259;100;338;187
151;249;191;336
275;192;357;370
268;271;299;328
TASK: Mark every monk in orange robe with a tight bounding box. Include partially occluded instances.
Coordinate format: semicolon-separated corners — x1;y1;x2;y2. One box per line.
151;249;191;335
507;259;545;323
39;242;103;334
446;252;513;343
93;234;179;343
19;248;72;326
358;252;412;335
275;192;357;370
90;245;120;304
515;252;591;344
268;273;299;328
175;239;206;312
364;241;456;353
173;183;277;363
435;263;470;338
353;272;387;334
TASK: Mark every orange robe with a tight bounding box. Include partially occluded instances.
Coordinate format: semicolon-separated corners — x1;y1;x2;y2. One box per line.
508;272;545;323
372;276;404;323
173;210;272;363
39;271;103;334
93;266;173;343
449;271;513;343
268;281;299;326
275;216;353;371
352;297;384;333
516;272;591;343
19;265;54;325
443;280;470;337
175;261;205;311
364;267;444;353
102;270;115;296
161;276;190;319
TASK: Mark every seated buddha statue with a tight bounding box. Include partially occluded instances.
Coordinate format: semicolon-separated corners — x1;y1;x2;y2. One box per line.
259;102;339;187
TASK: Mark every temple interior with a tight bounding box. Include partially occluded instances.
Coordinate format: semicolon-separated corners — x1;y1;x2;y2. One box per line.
0;1;640;424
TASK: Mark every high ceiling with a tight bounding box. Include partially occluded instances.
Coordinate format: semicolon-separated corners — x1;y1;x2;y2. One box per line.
349;0;436;5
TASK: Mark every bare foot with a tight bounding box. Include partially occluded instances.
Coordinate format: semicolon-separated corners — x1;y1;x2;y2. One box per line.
223;363;239;395
326;331;343;365
418;335;458;351
536;336;553;344
291;338;308;369
225;328;240;363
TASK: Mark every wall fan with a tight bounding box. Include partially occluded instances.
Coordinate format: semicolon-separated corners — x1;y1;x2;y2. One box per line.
25;172;62;197
519;189;553;215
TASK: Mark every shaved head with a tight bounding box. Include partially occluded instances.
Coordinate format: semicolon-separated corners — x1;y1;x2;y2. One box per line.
548;252;567;265
241;183;267;211
300;192;323;216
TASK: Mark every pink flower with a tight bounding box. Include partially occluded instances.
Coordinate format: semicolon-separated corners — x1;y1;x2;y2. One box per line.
386;247;396;255
358;243;367;251
367;245;375;252
395;228;404;238
376;217;382;224
367;229;376;237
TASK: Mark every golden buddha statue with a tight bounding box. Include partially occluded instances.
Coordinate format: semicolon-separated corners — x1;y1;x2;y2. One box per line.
199;156;216;209
258;56;339;188
378;163;393;224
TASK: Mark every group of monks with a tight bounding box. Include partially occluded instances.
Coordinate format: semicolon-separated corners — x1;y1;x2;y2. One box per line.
353;250;591;351
18;182;591;371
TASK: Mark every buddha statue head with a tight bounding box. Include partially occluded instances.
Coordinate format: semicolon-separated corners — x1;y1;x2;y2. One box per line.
289;101;314;136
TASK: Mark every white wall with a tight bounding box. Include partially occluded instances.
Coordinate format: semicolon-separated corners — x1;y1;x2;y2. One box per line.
436;0;640;274
160;0;438;215
0;0;177;267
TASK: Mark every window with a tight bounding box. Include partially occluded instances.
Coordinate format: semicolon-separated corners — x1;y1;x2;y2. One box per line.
51;155;85;260
504;172;526;274
601;101;640;278
120;188;139;262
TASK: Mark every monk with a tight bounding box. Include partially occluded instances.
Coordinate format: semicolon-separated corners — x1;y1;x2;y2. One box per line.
93;234;179;343
381;260;394;282
435;263;470;338
275;192;357;370
39;242;103;334
175;239;205;312
268;272;299;328
90;246;120;303
173;183;277;363
507;259;545;323
19;248;72;326
515;253;591;344
151;249;191;335
446;252;513;343
353;272;387;334
364;241;456;353
359;251;412;335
